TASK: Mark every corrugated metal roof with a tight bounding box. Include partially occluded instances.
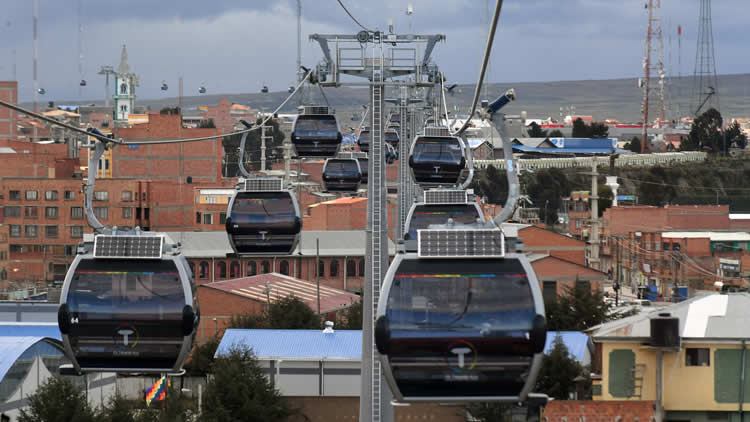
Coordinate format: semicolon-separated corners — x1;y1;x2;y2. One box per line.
216;329;362;360
200;273;359;313
512;144;629;154
589;293;750;340
544;331;593;362
0;147;16;154
0;323;61;340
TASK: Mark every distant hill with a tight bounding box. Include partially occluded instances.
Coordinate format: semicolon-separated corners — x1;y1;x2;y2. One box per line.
30;73;750;123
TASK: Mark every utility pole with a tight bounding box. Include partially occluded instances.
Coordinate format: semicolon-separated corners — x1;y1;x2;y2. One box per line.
587;161;601;271
261;108;267;172
692;0;719;115
316;238;321;315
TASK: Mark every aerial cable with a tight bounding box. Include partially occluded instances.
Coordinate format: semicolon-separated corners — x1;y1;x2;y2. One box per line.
454;0;504;137
335;0;373;32
0;70;313;146
318;84;331;108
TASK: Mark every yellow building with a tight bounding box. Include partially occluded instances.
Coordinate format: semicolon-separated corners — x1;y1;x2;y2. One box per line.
589;292;750;422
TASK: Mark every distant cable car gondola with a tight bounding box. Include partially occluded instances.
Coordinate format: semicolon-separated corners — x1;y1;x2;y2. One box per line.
291;105;342;158
385;129;400;148
409;127;469;186
225;178;301;255
161;81;168;91
357;127;371;153
404;190;484;243
58;233;198;374
198;86;206;94
322;158;361;193
37;88;46;95
79;79;87;87
390;113;401;124
261;85;269;94
288;86;295;94
385;142;398;164
375;228;546;403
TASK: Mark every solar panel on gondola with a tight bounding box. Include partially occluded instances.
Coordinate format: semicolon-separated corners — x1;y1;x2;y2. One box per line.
93;236;163;259
424;189;468;204
417;229;504;258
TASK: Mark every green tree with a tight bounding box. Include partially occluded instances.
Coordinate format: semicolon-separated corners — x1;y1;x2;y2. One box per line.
97;395;133;422
19;377;97;422
724;121;748;150
535;336;585;400
198;119;216;129
222;117;286;176
598;184;613;218
544;282;610;332
202;345;296;422
571;118;588;138
571;118;609;138
336;297;362;330
625;136;642;153
548;129;564;138
184;336;221;376
230;295;321;330
469;165;509;205
527;122;548;138
524;168;571;225
683;107;723;153
159;107;180;115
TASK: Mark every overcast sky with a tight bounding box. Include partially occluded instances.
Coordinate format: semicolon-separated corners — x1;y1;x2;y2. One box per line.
2;0;748;102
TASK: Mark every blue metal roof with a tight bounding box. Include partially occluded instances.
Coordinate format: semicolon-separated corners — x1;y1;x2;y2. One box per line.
0;323;61;340
543;331;592;362
216;329;362;361
512;144;629;154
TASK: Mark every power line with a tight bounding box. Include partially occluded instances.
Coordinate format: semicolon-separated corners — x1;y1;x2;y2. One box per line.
335;0;373;32
618;175;750;191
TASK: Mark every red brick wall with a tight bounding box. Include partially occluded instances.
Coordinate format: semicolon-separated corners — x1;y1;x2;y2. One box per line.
286;397;465;422
0;81;17;140
520;226;587;266
542;400;655;422
196;286;264;340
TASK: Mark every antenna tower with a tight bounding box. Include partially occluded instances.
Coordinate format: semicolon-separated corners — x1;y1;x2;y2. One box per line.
692;0;719;115
640;0;665;153
77;0;84;96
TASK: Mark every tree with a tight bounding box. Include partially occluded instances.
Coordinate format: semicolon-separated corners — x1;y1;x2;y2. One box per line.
625;136;642;153
184;336;221;376
19;376;97;422
230;295;321;330
548;129;564;138
598;184;613;218
524;168;571;226
544;282;610;332
571;118;588;138
202;345;296;422
159;107;180;115
724;121;748;150
198;119;216;129
683;107;723;153
336;298;362;330
469;165;508;205
527;122;547;138
589;122;609;138
535;336;585;400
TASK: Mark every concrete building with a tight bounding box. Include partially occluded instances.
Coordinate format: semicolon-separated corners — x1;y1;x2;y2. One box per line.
199;99;256;134
216;328;466;422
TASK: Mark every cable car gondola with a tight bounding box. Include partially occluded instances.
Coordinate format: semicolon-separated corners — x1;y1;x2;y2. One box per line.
225;178;301;255
409;128;469;186
37;88;46;95
385;129;400;148
198;86;206;94
322;158;361;192
375;228;546;403
291;105;342;158
357;127;371;153
58;234;198;374
261;85;269;94
80;79;87;87
390;113;401;124
161;81;168;91
357;157;368;184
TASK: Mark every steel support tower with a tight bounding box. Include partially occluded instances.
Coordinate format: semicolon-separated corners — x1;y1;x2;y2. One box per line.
692;0;719;115
640;0;665;153
311;30;443;422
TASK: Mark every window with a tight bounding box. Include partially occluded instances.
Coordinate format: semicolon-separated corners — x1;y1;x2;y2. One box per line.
64;190;75;200
247;262;257;276
120;83;127;94
45;190;58;201
346;260;356;277
121;191;133;201
543;281;557;300
93;207;108;219
203;214;213;225
70;226;84;238
70;207;83;219
0;251;6;260
261;261;270;274
230;261;240;278
64;245;75;256
673;243;681;251
9;225;21;238
9;245;23;253
217;262;227;279
686;348;710;366
4;206;21;217
318;260;325;277
9;190;20;200
199;261;209;279
330;260;339;277
142;192;147;201
45;225;58;238
196;212;202;224
45;207;58;218
94;191;109;201
120;105;127;112
25;225;37;238
122;207;133;218
0;269;6;281
663;242;670;251
219;212;227;225
24;207;39;219
358;259;365;277
25;191;38;200
279;260;289;276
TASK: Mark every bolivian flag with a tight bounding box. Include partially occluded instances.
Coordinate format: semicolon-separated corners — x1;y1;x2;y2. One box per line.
145;376;168;406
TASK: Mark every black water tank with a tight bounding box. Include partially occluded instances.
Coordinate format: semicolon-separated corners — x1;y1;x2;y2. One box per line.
650;312;680;348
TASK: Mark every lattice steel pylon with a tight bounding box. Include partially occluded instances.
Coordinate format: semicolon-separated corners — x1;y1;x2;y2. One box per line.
640;0;666;153
692;0;719;116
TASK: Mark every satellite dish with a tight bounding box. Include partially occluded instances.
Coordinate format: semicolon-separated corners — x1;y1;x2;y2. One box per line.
356;30;369;43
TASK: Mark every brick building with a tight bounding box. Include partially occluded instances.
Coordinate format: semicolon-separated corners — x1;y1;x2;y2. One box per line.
507;223;587;266
0;81;17;141
531;254;606;300
199;98;256;134
196;273;359;341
